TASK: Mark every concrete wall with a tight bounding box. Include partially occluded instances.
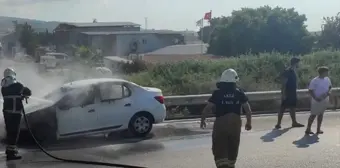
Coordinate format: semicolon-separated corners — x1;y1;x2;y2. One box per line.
0;32;21;57
55;26;184;57
54;26;140;49
89;35;117;56
115;33;184;56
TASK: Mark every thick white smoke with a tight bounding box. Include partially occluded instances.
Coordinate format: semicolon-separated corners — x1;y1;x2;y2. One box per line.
0;58;66;140
0;56;120;141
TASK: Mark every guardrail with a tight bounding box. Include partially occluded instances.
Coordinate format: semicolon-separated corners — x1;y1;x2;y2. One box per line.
164;88;340;106
164;88;340;120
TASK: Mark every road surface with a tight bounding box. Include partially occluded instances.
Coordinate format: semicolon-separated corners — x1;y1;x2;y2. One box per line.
1;111;340;168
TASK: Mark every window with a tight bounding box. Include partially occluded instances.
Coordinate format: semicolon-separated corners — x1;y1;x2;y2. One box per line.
99;83;131;101
57;86;95;110
123;85;130;97
54;54;66;60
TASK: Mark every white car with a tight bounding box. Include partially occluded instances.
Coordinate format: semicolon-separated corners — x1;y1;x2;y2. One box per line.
40;52;70;69
21;78;166;143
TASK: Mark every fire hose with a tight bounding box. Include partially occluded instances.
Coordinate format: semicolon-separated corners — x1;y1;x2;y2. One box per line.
21;97;146;168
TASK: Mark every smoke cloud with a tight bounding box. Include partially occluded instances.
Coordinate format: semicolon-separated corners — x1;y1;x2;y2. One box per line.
0;54;121;141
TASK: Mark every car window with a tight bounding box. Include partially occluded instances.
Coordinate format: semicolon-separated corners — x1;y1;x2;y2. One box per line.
54;55;65;59
57;86;95;110
99;83;130;100
123;85;130;97
81;86;96;107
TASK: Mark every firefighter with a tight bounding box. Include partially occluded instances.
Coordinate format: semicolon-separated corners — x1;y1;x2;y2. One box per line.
1;68;31;161
200;68;252;168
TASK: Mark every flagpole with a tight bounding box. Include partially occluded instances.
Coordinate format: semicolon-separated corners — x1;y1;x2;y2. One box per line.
201;18;204;56
207;10;212;44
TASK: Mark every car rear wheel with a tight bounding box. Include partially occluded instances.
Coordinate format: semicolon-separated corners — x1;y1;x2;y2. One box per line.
128;113;153;137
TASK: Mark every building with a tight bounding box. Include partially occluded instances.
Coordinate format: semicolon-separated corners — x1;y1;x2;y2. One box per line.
54;22;140;52
82;30;184;56
0;32;21;57
54;22;185;56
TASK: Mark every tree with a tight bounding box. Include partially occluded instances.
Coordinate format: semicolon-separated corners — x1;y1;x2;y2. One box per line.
205;6;314;57
317;13;340;49
75;46;99;66
197;26;211;43
16;22;38;56
197;17;229;43
14;22;55;56
36;29;55;46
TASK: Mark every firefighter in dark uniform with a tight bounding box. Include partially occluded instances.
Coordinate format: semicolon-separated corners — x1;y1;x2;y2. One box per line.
200;69;252;168
1;68;32;161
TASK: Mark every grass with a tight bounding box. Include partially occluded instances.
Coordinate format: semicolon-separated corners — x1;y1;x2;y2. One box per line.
128;50;340;96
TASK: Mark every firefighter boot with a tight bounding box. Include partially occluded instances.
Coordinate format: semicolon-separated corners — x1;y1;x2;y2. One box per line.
6;149;21;161
5;148;18;155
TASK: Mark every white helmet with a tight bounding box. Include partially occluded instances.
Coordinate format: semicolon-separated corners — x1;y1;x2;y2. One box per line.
3;68;16;78
219;68;239;83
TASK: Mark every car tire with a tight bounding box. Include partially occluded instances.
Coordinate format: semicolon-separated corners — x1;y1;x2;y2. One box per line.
128;113;153;137
31;123;57;145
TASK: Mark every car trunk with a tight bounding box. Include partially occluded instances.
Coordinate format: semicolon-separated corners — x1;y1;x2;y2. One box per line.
142;87;164;104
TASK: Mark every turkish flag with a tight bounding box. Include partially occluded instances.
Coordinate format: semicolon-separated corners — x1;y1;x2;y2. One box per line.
204;11;212;20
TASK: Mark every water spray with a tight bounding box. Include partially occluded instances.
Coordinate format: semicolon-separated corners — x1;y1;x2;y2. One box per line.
20;97;146;167
0;58;146;167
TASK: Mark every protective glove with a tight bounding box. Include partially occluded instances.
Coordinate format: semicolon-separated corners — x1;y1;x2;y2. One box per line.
245;123;252;131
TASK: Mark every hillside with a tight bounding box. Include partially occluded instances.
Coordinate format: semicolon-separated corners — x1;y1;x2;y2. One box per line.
0;16;60;34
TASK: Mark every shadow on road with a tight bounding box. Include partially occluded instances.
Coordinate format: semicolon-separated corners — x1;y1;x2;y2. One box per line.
293;134;319;148
260;127;292;142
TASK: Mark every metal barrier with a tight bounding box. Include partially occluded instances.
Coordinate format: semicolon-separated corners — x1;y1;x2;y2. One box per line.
164;88;340;106
164;88;340;120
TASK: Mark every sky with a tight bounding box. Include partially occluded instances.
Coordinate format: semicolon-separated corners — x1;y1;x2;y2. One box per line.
0;0;339;31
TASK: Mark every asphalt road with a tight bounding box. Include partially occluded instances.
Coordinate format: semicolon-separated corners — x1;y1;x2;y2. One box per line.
2;111;340;168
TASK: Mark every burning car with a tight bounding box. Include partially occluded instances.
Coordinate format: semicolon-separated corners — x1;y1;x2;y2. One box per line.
20;78;166;144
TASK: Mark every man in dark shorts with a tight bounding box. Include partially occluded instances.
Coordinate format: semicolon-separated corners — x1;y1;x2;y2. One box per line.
275;57;304;129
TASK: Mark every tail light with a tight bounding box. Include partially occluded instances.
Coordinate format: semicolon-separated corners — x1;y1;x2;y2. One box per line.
154;96;164;104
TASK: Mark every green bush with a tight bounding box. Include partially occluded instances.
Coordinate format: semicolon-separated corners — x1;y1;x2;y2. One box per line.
128;50;340;95
120;59;150;74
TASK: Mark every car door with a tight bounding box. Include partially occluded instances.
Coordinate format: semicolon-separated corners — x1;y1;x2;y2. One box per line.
95;82;133;131
56;86;100;137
